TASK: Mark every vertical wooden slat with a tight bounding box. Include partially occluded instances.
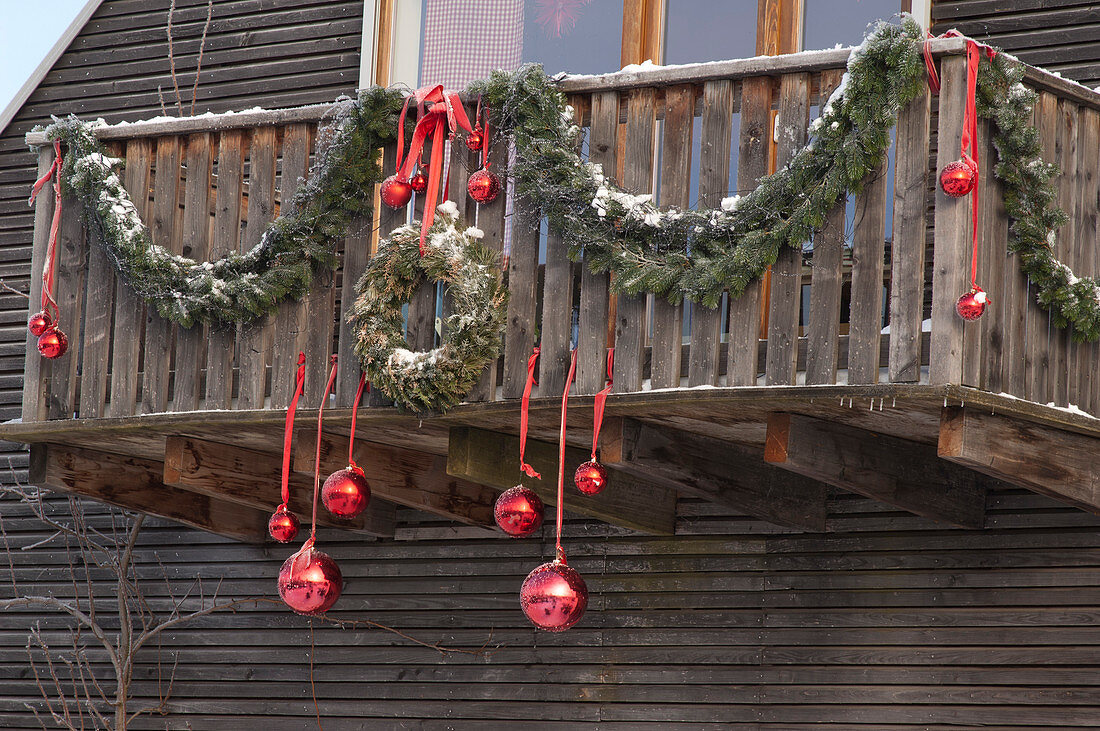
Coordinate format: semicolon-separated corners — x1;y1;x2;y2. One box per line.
978;120;1008;395
727;76;773;386
48;191;87;419
503;198;541;399
205;130;244;409
577;91;617;394
929;56;970;386
237;127;279;410
22;149;56;423
269;124;312;407
468;126;508;403
335;212;371;408
1024;93;1056;402
613;88;656;394
172;134;212;412
1051;100;1077;407
847;159;889;385
652;85;693;390
689;79;734;387
78;229;114;419
764;73;810;385
367;143;403;408
1078;110;1100;415
887;86;931;384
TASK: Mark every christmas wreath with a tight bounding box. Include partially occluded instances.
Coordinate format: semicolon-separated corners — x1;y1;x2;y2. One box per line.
346;202;508;412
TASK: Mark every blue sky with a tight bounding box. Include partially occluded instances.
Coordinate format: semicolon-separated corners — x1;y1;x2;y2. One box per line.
1;1;88;116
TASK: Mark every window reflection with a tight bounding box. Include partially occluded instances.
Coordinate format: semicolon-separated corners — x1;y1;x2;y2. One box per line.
803;0;901;50
664;0;757;64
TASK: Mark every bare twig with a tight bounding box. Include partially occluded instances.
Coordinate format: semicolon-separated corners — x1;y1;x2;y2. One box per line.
166;0;183;115
190;0;214;115
0;278;29;300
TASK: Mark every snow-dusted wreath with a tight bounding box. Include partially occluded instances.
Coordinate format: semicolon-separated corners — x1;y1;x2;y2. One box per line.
347;203;508;412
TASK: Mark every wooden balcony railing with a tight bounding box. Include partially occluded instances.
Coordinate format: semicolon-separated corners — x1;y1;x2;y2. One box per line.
21;39;1100;423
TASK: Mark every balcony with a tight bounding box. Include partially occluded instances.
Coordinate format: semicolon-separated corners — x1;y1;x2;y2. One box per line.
9;38;1100;541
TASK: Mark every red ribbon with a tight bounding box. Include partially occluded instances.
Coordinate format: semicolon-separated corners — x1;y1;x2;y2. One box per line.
28;140;63;321
519;347;541;479
347;372;368;470
396;85;474;254
310;355;339;541
554;349;578;564
279;353;307;512
590;348;615;462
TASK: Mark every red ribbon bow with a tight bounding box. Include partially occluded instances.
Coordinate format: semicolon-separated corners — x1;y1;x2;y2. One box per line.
396;85;474;254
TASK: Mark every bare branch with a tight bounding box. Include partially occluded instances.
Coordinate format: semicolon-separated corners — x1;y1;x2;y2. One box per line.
0;596;120;673
190;0;214;116
166;0;184;115
0;278;29;300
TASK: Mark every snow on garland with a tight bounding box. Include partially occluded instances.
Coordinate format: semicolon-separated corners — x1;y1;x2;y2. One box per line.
347;202;508;412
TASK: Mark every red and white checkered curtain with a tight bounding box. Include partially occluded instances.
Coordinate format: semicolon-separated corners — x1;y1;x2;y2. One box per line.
421;0;526;88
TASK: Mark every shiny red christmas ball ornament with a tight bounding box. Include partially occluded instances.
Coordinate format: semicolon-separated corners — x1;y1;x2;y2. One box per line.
28;310;53;337
494;485;545;537
278;546;343;615
409;170;428;194
520;560;588;632
380;175;412;209
574;460;608;495
322;466;371;518
467;167;501;204
956;286;990;321
36;327;67;359
268;508;299;543
940;159;977;198
465;127;484;151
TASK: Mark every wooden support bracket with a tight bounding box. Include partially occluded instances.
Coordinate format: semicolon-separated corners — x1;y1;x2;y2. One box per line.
30;443;268;543
939;406;1100;514
766;412;987;529
163;436;395;537
295;433;497;527
446;426;677;535
618;419;827;531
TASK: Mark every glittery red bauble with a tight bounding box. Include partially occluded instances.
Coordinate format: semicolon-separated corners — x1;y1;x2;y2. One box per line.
940;159;977;198
465;128;484;151
409;171;428;194
574;460;608;495
268;508;299;543
467;168;501;204
381;175;412;209
28;311;52;337
494;485;545;537
520;560;588;632
322;466;371;518
278;546;342;615
956;286;990;321
37;327;67;359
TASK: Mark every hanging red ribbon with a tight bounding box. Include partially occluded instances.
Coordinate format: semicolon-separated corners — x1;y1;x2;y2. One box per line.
590;348;615;462
395;85;474;254
279;353;307;513
310;355;340;541
519;347;542;479
554;349;578;564
347;372;369;470
28;140;63;321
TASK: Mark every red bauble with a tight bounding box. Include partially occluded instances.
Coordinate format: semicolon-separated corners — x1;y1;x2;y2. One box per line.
574;460;608;495
520;560;588;632
409;170;428;194
37;327;67;359
467;168;501;204
940;159;977;198
956;286;990;321
278;546;343;615
381;175;412;209
465;128;484;152
268;508;300;543
322;466;371;518
28;310;52;337
494;485;545;537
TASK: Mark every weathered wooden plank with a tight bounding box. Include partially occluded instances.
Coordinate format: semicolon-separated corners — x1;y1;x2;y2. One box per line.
577;91;617;394
236;127;279;409
468;127;508;403
939;406;1100;515
764;73;810;386
163;436;394;536
24;149;56;424
977;120;1007;395
847;159;889;385
29;443;268;543
447;426;677;535
1054;100;1078;407
767;412;986;529
930;56;970;386
651;85;693;390
77;225;114;419
540;229;575;397
619;419;825;531
1026;93;1057;402
297;431;497;527
335;215;370;407
1082;110;1100;417
502;198;541;399
171;134;213;412
47;189;86;420
887;85;932;384
613;88;656;394
727;76;772;386
689;79;734;387
205;130;244;409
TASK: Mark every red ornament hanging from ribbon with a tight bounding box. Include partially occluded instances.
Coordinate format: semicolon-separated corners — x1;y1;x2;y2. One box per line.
467;97;500;205
574;348;614;496
495;347;545;537
322;373;372;519
269;353;307;543
28;140;67;359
